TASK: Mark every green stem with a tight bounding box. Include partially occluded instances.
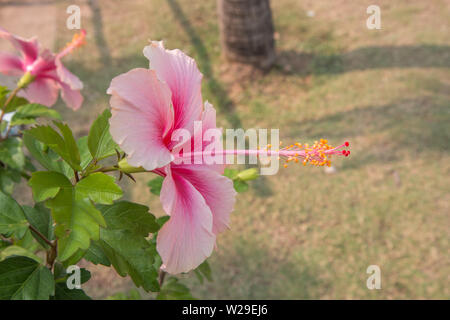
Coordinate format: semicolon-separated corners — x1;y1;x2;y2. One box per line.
91;165;120;174
74;170;80;182
28;224;57;269
20;171;31;180
29;224;54;248
158;269;167;287
0;234;13;245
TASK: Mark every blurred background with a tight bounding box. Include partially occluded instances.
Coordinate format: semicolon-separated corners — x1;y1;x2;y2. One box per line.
0;0;449;299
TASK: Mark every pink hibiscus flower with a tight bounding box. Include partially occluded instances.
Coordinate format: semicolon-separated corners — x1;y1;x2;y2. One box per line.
107;42;351;274
0;27;85;110
107;41;237;274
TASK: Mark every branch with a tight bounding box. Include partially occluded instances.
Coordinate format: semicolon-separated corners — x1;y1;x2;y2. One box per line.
28;224;54;248
158;269;167;287
74;170;80;182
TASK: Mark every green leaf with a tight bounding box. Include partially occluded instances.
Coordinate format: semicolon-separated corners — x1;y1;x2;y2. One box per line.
99;229;159;292
76;173;123;205
0;256;54;300
156;216;170;228
223;168;239;179
26;123;81;171
22;132;73;178
15;229;39;252
0;191;28;239
94;203;159;291
195;260;213;283
0;240;11;250
157;277;195;300
233;179;249;193
9;104;61;126
53;121;81;169
77;136;93;170
22;205;54;249
147;176;164;196
84;241;111;266
98;201;159;236
0;166;21;195
28;171;72;202
3;96;28;114
0;86;8;103
0;137;25;171
0;245;43;263
61;249;87;268
46;187;106;261
0;239;12;251
88;109;118;160
51;284;91;300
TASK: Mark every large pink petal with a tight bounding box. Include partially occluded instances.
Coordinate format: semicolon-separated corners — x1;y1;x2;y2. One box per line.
143;41;203;134
59;82;83;110
199;101;226;173
171;165;236;235
201;101;218;134
18;78;58;107
55;58;83;90
174;102;225;173
0;52;23;75
107;68;174;170
0;27;39;66
157;166;216;274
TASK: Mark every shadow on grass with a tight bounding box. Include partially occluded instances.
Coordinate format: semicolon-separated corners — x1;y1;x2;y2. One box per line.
87;0;112;67
288;97;450;169
166;0;274;197
277;45;450;76
166;0;242;128
192;237;328;299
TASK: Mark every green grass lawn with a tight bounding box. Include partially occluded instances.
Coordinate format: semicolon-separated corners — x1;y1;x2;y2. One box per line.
43;0;450;299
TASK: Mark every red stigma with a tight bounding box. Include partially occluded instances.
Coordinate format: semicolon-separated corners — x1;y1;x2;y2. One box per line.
345;141;349;147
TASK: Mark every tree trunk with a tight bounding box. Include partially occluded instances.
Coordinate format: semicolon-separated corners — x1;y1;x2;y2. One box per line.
218;0;276;69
